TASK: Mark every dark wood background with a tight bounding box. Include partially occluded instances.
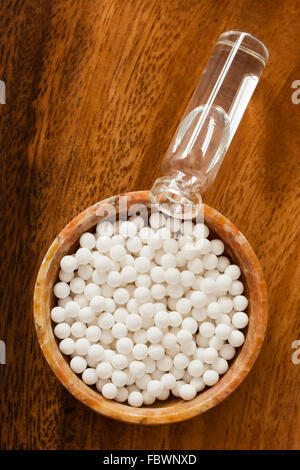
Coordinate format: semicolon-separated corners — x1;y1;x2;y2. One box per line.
1;0;300;450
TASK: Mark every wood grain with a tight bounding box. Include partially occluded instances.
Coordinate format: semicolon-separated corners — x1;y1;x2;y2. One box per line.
1;0;299;450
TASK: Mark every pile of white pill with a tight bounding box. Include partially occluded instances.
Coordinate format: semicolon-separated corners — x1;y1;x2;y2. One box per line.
52;212;248;407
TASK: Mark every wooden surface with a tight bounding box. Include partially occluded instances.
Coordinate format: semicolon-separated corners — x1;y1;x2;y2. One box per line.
1;0;299;450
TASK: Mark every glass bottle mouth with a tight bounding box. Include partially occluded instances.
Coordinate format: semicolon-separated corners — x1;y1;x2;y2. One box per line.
149;176;203;219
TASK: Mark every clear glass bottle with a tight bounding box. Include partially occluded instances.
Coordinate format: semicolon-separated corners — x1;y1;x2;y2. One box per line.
149;30;268;218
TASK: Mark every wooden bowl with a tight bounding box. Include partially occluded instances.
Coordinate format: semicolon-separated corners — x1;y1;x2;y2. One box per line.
34;190;268;424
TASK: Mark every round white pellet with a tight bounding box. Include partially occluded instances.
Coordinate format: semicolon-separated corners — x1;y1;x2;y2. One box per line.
129;360;146;378
203;369;219;386
60;255;77;273
233;295;248;311
148;344;165;361
173;353;189;370
177;329;193;345
180;270;195;287
87;344;104;362
164;268;180;285
191;307;207;322
146;326;163;344
154;311;169;328
147;380;163;397
59;269;74;282
51;306;66;323
54;282;70;299
199;322;215;338
187;359;204;377
78;265;93;281
213;357;228;374
96;361;113;379
209;335;224;350
181;317;198;334
82;368;98;385
210;239;224;256
75;247;92;265
115;387;129;403
59;338;75;355
78;307;94;323
111;354;128;370
96;221;114;237
75;338;91;355
162;332;177;349
169;311;182;327
229;330;245;347
151;283;166;300
220;344;236;360
119;221;137;238
70;278;85;294
133;329;148;344
71;321;86;338
217;256;230;272
132;344;148;360
199;278;215;294
225;264;241;280
109;245;126;263
116;337;133;355
167;283;184;299
102;383;118;399
134;256;151;273
126;314;142;332
136;374;151;390
195;238;211;255
139;302;156;319
113;288;129;305
157;355;173;372
111;322;127;339
232;312;249;329
86;326;101;342
70;356;87;374
149;212;165;229
54;322;71;339
80;232;96;249
215;323;232;340
193;223;209;239
121;266;137;283
190;377;206;392
128;391;143;407
203;347;218;364
229;280;244;296
176;298;191;315
161;373;176;390
207;302;222;319
134;286;151;304
179;383;197;400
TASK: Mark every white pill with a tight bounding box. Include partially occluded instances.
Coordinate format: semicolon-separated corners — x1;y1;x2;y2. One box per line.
229;330;245;347
199;322;215;338
75;247;92;265
176;298;191;315
85;326;101;343
134;256;151;273
111;322;127;339
161;373;176;390
54;282;70;299
100;330;114;344
229;280;244;296
116;337;133;354
232;312;249;329
110;370;127;388
203;369;219;386
207;302;222;319
59;269;74;282
71;321;86;338
54;322;71;339
96;221;114;237
219;344;236;360
70;278;85;294
195;238;211;254
149;212;165;229
126;314;142;331
233;295;248;311
193;223;209;239
154;311;169;328
203;253;218;270
213;357;228;374
148;344;165;360
115;387;129;403
177;329;193;345
160;253;176;269
215;323;232;340
60;255;77;273
147;380;163;397
102;383;118;399
190;377;206;392
146;326;163;343
157;355;173;372
51;306;66;323
173;353;189;370
75;338;91;355
209;335;224;351
94;255;111;273
111;354;128;370
96;361;113;379
121;266;137;283
119;221;137;238
169;311;182;327
161;237;178;256
87;344;104;362
77;265;93;281
203;347;218;364
70;356;87;374
167;283;184;299
109;245;126;262
144;357;156;374
210;239;224;255
113;288;129;305
82;368;98;385
129;360;146;378
128;391;143;407
179;383;197;400
187;359;204;377
182;317;198;334
134;286;151;303
199;278;215;294
59;338;75;355
89;296;105;313
151;284;166;300
162;332;177;349
180;270;195;287
225;264;241;280
133;344;148;360
79;232;96;249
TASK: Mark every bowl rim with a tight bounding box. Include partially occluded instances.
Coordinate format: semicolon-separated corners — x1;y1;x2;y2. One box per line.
33;190;268;425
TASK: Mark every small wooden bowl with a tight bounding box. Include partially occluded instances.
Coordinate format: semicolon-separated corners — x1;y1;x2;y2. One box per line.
34;190;268;424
